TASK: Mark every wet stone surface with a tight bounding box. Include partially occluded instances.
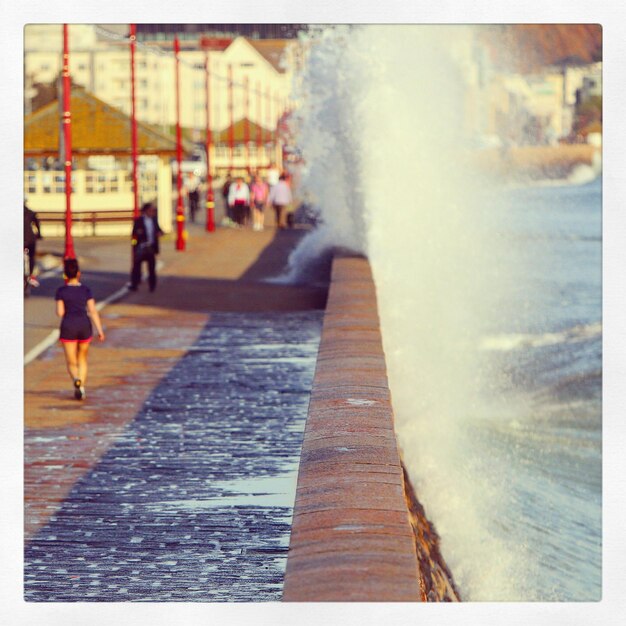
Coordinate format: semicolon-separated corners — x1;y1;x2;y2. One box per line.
24;311;322;602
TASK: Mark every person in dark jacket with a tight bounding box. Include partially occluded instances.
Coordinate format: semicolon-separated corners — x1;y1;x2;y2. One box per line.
221;172;234;225
24;202;42;287
129;202;164;292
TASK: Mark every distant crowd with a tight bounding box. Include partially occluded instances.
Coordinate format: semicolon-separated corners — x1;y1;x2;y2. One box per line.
183;165;294;231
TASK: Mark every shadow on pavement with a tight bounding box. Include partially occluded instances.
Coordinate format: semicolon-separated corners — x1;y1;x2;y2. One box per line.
27;227;330;314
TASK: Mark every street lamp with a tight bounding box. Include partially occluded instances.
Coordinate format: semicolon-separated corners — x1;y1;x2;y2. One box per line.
204;50;215;232
174;36;185;251
62;24;75;260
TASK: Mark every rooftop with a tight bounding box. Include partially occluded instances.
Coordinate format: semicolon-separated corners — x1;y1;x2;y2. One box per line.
25;86;192;158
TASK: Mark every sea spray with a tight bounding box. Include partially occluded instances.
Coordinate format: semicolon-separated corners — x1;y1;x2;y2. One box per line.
287;25;542;600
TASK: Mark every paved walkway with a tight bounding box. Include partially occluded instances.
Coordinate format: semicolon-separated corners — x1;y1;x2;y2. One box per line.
24;221;328;601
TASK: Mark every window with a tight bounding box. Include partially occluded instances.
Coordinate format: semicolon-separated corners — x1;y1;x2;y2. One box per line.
53;174;65;193
25;174;37;194
85;172;121;194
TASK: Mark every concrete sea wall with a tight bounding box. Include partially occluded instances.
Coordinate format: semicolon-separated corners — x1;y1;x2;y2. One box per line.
283;255;460;602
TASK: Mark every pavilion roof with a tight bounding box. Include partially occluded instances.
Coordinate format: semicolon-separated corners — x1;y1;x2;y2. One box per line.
213;118;276;144
24;86;193;158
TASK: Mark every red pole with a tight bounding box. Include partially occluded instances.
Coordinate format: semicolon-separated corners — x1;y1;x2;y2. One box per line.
204;51;215;232
256;80;262;171
174;36;185;251
130;24;139;218
265;86;274;167
62;24;75;260
244;75;250;174
275;91;285;170
228;64;234;172
275;91;280;125
265;85;271;149
274;91;281;169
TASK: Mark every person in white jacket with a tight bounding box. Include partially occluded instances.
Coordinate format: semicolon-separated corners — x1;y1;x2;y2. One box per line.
227;176;251;227
268;174;292;229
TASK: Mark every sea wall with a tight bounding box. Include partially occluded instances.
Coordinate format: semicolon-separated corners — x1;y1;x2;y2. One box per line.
473;143;599;181
282;255;459;602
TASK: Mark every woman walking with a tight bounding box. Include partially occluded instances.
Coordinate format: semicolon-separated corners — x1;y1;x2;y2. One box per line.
249;174;269;231
227;176;251;227
55;258;105;400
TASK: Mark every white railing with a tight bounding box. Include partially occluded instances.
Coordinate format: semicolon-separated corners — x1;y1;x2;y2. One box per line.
24;168;169;237
24;169;159;201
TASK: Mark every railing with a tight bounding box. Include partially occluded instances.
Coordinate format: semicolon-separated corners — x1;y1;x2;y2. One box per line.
24;169;157;199
38;210;135;236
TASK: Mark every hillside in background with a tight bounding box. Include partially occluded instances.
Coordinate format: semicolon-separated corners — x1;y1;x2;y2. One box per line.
480;24;602;72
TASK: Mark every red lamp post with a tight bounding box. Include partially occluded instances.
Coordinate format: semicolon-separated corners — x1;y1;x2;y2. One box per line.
204;50;215;232
62;24;75;260
228;64;234;172
174;36;185;251
244;75;250;174
129;24;139;218
256;81;262;171
265;85;272;167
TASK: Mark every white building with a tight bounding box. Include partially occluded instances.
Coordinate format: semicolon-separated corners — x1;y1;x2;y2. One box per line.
24;24;296;135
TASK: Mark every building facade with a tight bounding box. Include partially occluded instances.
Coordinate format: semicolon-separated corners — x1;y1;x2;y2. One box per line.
24;24;296;135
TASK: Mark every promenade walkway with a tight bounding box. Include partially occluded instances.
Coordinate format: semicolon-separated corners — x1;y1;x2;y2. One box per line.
23;221;328;601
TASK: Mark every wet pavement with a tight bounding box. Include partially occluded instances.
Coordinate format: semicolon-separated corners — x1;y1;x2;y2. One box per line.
24;220;329;601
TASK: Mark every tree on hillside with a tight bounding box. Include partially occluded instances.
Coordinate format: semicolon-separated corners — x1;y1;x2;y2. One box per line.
29;73;80;114
573;95;602;137
479;24;602;73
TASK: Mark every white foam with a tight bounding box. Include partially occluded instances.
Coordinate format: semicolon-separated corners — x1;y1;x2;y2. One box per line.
149;473;299;512
480;322;602;351
289;25;540;600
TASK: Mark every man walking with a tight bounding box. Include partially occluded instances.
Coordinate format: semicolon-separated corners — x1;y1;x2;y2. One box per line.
187;173;200;223
129;202;164;292
268;173;293;229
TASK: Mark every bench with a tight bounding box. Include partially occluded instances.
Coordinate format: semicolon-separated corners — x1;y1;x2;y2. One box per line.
38;211;136;236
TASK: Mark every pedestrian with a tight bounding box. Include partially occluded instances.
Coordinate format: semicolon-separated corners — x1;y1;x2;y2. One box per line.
221;172;234;226
55;258;105;400
129;202;164;292
187;173;200;223
24;202;42;287
249;174;269;231
228;176;251;227
268;173;293;229
266;163;279;189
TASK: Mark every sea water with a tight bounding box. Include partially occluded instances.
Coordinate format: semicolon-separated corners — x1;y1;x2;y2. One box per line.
286;25;602;601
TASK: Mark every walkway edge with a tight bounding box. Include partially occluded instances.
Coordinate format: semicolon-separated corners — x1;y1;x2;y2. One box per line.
282;255;423;602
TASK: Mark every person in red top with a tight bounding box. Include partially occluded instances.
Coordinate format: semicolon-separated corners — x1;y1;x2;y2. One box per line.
55;258;105;400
